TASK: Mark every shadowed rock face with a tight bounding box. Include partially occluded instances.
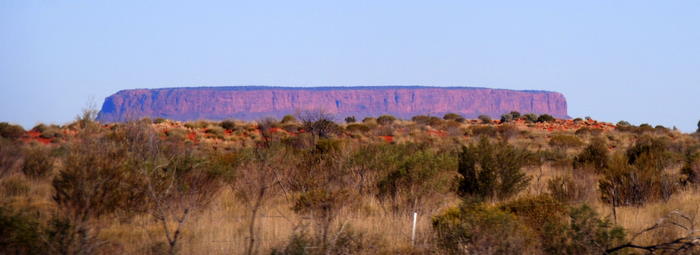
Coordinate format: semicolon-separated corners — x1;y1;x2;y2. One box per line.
96;86;568;122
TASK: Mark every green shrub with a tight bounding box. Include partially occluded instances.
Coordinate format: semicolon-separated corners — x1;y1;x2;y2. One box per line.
281;115;297;124
432;202;537;255
31;124;47;133
499;195;567;235
542;205;625;255
697;120;700;133
537;114;555;123
500;113;513;123
376;115;397;125
0;205;46;254
469;126;497;138
477;115;492;124
412;115;430;125
377;148;456;212
600;153;679;206
509;111;521;119
344;116;356;123
457;138;532;201
573;137;609;171
547;176;590;203
523;113;538;123
548;134;584;149
153;118;167;124
21;146;54;179
362;117;376;124
0;122;25;140
1;176;30;197
205;126;225;139
443;113;462;121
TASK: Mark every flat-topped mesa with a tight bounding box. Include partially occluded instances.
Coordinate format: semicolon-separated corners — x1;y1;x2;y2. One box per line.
96;86;569;122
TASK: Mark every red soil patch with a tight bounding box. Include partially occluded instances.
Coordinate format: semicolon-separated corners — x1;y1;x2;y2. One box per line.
379;136;394;143
187;132;198;142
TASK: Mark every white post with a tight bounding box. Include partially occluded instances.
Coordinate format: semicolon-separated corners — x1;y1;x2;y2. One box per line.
411;212;418;246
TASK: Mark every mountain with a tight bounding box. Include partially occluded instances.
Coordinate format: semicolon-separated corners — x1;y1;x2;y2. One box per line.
96;86;568;122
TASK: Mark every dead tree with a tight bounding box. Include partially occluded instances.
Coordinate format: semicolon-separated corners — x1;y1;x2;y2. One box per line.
605;210;700;254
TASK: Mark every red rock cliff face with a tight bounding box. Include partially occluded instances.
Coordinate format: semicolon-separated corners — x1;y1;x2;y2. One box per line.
96;86;568;122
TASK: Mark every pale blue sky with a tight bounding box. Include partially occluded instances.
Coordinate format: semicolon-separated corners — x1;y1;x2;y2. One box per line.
1;1;699;131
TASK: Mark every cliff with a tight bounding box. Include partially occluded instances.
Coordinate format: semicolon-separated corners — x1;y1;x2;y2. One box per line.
96;86;568;122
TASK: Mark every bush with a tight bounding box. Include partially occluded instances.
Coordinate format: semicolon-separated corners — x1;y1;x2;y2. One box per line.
547;175;593;203
0;205;46;254
153;118;167;124
457;138;532;201
600;153;679;206
468;126;497;138
344;116;356;123
377;147;456;212
477;115;492;124
0;122;25;140
500;113;513;123
220;120;236;131
376;115;397;125
412;115;430;125
537;114;555;123
542;205;625;254
443;113;462;121
573;137;609;171
205;126;225;139
523;113;538;123
509;111;521;119
21;146;54;179
281;115;297;124
433;202;537;255
548;134;584;149
0;139;22;178
697;120;700;133
499;195;567;235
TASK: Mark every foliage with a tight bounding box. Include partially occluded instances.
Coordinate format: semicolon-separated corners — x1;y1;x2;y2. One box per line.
377;145;456;212
0;206;46;254
573;137;609;171
376;115;397;125
457;138;532;201
344;116;356;123
220;120;237;131
0;122;25;140
443;113;462;121
345;123;370;133
477;115;492;124
432;202;537;255
542;205;626;255
500;113;513;123
537;114;555;123
21;146;54;179
549;134;584;149
523;113;539;123
282;115;297;124
509;111;521;119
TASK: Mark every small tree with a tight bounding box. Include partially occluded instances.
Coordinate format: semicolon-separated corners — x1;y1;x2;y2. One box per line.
537;114;555;123
523;113;539;123
376;115;396;125
443;113;462;121
573;137;609;171
500;114;513;123
477;115;492;124
457;138;532;201
299;110;339;139
509;111;521;119
697;119;700;133
344;116;356;123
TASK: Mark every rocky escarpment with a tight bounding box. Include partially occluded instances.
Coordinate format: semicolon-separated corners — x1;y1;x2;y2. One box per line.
96;86;568;122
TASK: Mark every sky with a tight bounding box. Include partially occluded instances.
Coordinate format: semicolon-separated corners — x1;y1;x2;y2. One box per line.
1;1;699;131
